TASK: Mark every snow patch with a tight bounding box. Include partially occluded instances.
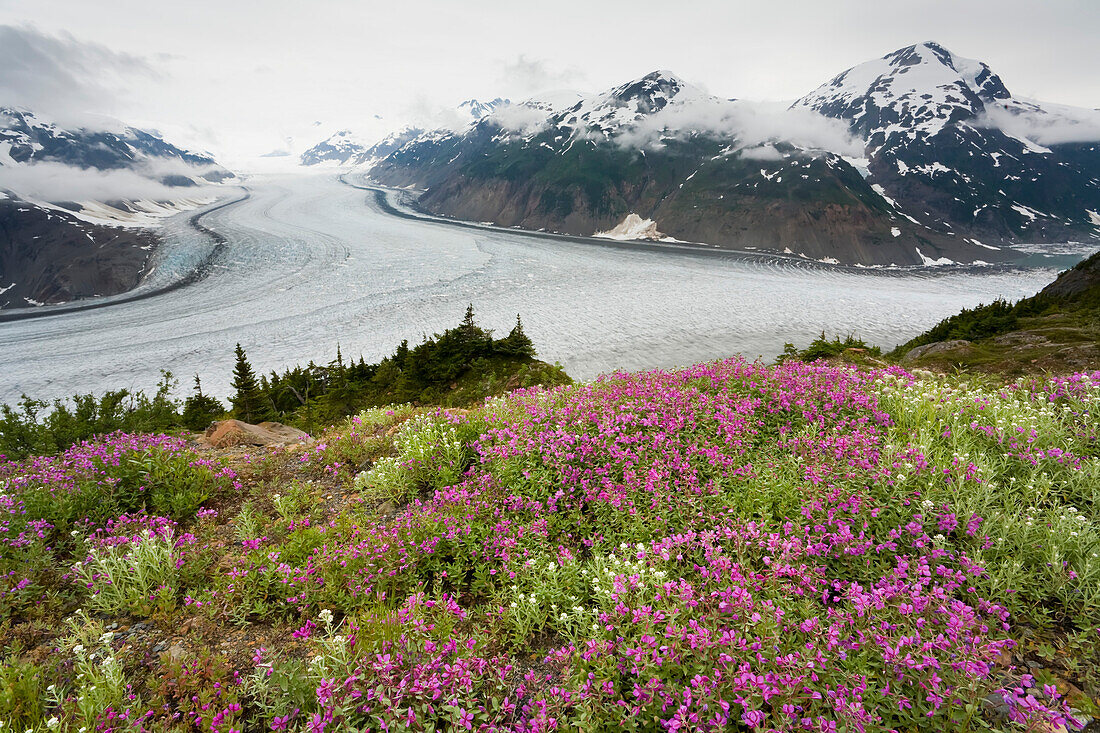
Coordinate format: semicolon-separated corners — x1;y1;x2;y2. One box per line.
1087;209;1100;226
914;247;956;266
840;156;871;178
594;213;666;241
1010;203;1044;222
890;227;901;237
966;238;1000;250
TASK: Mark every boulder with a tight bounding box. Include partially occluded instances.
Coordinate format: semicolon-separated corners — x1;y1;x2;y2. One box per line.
902;340;972;363
202;419;311;449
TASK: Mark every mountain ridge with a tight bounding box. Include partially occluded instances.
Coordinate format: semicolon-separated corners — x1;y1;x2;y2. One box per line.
0;107;235;308
356;43;1099;267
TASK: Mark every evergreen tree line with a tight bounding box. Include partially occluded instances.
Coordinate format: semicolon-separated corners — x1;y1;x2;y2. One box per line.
232;305;538;431
0;307;540;459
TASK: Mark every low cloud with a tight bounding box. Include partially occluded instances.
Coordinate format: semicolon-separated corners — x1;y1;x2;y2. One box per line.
615;97;864;157
487;104;552;136
400;96;470;133
0;161;216;203
0;25;156;127
738;144;786;161
979;102;1100;145
497;55;585;97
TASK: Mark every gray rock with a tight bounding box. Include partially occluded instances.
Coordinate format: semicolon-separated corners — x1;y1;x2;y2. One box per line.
902;340;972;363
991;331;1049;347
982;692;1012;723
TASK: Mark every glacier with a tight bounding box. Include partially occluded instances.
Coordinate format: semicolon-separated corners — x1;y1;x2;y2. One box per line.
0;173;1076;404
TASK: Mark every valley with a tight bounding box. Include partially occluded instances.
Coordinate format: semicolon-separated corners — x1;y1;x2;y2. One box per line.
0;172;1068;405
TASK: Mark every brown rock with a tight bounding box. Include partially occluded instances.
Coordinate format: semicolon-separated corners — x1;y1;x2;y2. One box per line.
201;420;312;449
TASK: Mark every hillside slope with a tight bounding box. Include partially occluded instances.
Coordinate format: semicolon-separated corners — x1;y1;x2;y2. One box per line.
0;197;157;306
894;249;1100;372
1;359;1097;730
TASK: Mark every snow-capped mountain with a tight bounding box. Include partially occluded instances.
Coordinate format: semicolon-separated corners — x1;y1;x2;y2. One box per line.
299;129;374;166
796;42;1010;142
457;98;510;123
362;69;993;265
0;107;235;308
0;107;232;185
792;41;1100;244
362;47;1100;266
300;99;514;168
552;70;717;140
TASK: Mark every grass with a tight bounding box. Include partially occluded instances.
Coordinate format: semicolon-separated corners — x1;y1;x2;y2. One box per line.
0;361;1098;731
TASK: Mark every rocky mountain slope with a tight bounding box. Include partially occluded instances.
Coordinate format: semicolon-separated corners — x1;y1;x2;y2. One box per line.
0;195;156;307
361;44;1100;266
794;41;1100;249
0;107;234;307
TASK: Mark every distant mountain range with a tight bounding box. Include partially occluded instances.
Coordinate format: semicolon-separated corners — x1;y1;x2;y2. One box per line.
318;42;1099;267
299;98;511;166
0;107;234;308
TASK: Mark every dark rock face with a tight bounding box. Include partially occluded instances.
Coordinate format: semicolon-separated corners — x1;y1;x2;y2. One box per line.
0;198;156;308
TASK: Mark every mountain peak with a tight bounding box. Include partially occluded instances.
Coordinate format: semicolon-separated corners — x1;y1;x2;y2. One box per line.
553;70;712;139
793;41;1011;141
607;70;692;109
457;98;510;123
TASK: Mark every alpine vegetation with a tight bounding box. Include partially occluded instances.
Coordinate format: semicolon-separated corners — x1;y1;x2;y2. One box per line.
1;358;1097;730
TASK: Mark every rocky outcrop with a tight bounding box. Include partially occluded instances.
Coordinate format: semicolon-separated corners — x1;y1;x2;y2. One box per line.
902;340;972;363
201;420;312;449
1037;251;1100;299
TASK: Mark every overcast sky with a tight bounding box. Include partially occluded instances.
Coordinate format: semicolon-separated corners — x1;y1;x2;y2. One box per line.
1;0;1097;165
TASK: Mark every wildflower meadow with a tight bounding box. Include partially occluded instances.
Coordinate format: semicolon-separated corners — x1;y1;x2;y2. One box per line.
1;359;1098;731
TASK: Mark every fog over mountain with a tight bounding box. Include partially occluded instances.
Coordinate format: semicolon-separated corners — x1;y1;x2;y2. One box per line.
0;1;1096;164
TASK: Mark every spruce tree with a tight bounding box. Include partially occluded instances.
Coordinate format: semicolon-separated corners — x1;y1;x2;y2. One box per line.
181;374;224;431
496;314;537;358
230;344;266;423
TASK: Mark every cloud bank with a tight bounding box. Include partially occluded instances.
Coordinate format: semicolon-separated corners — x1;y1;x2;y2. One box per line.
496;55;585;98
0;25;156;127
980;102;1100;146
0;161;216;203
487;104;553;136
615;98;865;157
